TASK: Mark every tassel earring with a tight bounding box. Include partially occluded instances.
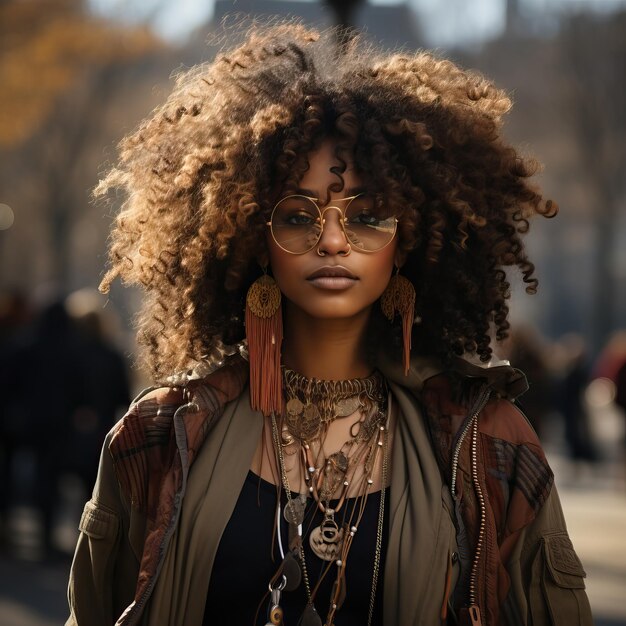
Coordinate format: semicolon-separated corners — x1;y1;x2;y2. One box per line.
245;272;284;416
381;269;416;375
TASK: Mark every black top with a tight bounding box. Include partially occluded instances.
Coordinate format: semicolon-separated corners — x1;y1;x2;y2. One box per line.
204;470;388;625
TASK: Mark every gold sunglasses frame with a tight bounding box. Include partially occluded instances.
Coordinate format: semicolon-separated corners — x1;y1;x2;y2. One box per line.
266;193;399;255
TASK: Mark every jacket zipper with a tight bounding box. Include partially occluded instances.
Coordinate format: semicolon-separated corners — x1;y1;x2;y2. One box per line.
468;413;485;624
450;386;491;624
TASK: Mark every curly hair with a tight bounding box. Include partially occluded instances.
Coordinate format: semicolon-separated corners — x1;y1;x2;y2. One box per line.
97;21;556;381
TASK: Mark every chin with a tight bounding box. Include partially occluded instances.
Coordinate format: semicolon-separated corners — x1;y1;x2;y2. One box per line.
292;300;373;321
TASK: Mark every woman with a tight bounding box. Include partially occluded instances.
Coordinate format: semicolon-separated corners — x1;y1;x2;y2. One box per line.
66;22;592;626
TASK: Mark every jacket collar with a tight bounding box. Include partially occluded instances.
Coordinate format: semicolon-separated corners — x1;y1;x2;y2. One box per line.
376;349;528;401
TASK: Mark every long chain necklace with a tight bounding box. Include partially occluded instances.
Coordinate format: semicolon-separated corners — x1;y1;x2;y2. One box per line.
282;366;387;566
269;390;391;626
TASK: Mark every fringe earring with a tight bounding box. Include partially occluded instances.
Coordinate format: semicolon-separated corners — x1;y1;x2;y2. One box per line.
381;269;416;376
245;273;284;416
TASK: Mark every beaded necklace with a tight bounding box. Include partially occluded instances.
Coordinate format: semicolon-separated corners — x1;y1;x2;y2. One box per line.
264;368;390;626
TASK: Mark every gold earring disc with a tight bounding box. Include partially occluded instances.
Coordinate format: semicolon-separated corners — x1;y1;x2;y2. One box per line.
246;274;282;318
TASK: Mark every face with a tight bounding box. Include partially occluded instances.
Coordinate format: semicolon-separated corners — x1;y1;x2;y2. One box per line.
267;138;400;323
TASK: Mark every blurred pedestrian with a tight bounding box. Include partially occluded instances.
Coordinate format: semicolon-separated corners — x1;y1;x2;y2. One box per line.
593;330;626;383
65;289;131;493
0;288;34;546
557;334;597;463
0;297;84;555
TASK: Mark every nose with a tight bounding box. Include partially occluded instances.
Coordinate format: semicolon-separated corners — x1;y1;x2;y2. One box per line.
317;206;351;256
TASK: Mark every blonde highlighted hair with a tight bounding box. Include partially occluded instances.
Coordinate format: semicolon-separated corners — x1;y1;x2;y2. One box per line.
98;21;555;381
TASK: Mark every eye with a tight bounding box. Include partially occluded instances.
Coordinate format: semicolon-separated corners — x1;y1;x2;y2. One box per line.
349;211;381;226
345;194;385;228
273;196;319;227
287;211;317;226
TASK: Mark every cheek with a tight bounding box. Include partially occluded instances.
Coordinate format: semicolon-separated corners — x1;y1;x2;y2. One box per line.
369;245;398;295
267;237;298;291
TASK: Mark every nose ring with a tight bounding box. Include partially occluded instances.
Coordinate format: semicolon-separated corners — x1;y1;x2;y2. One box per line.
316;242;351;256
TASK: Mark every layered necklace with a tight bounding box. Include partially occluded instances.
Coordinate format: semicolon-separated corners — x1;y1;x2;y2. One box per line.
266;367;390;626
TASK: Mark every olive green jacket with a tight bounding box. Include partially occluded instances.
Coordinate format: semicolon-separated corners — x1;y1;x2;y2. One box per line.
66;354;593;626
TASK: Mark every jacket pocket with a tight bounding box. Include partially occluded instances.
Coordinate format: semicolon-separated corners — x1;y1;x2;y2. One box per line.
530;531;592;625
79;500;119;539
75;499;120;596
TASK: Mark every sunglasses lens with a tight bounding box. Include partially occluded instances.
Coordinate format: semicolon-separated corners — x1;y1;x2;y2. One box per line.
271;196;322;254
344;195;397;251
270;194;397;253
272;196;321;254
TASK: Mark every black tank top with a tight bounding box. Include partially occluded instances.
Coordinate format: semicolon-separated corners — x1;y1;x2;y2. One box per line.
204;470;388;625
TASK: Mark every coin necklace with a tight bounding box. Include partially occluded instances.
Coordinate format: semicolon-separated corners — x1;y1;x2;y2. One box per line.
281;367;387;563
270;394;391;626
305;429;380;562
282;367;387;442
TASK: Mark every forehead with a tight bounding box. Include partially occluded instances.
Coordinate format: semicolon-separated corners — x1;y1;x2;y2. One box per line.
298;138;362;196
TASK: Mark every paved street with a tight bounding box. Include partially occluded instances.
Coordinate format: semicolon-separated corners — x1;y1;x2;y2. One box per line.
0;555;69;626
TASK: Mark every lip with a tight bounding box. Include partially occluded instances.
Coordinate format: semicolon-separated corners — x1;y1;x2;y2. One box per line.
306;266;358;291
306;266;358;280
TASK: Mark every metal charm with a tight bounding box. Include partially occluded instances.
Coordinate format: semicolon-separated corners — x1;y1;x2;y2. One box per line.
282;551;302;591
283;496;306;526
309;519;345;561
265;576;287;626
335;395;361;417
298;603;323;626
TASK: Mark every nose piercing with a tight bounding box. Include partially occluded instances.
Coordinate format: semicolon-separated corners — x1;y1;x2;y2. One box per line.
316;242;351;256
316;209;351;256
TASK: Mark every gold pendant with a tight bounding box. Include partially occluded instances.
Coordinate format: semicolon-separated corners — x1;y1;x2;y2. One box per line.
319;451;349;501
309;519;344;561
286;397;304;416
334;395;361;417
303;402;320;421
283;496;306;526
286;401;322;441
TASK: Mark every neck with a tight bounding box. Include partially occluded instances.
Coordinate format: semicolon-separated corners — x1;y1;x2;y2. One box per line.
281;303;373;380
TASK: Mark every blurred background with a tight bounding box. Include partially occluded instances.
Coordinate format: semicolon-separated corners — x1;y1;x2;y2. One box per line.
1;0;625;624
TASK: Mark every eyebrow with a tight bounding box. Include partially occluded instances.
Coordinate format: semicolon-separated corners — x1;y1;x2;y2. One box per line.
294;186;367;199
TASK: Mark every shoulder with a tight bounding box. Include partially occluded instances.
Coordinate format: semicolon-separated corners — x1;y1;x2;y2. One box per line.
418;370;536;440
109;354;249;440
108;385;185;437
131;386;185;409
116;352;249;418
480;397;542;448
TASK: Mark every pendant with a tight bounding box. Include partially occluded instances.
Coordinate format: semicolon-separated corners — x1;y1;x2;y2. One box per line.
281;422;295;447
266;577;286;626
303;402;320;421
298;604;323;626
319;452;348;501
283;496;306;526
309;519;344;561
286;397;304;416
281;551;302;591
266;605;284;625
286;402;320;440
335;395;361;417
